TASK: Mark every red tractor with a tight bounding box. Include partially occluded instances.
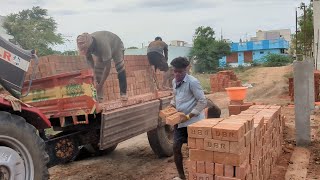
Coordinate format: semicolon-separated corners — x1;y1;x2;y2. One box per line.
0;36;174;180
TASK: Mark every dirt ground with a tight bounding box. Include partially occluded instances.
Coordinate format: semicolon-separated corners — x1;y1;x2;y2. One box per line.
49;65;320;180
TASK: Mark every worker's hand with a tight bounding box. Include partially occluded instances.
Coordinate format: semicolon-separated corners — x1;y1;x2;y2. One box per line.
177;112;190;123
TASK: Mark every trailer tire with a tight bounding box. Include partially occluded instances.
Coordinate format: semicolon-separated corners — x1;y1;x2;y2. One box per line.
147;125;173;158
0;111;49;180
87;143;118;156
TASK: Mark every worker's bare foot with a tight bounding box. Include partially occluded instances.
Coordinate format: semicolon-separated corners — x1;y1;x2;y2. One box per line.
120;94;128;101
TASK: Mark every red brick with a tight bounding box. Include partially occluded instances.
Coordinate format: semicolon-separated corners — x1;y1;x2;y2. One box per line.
189;173;214;180
196;161;205;173
215;163;224;176
244;131;252;147
165;113;181;126
240;102;253;111
235;161;248;179
187;160;197;173
230;100;244;105
196;138;204;150
189;149;214;162
228;105;241;115
229;138;245;154
188;138;196;149
214;152;247;166
187;119;221;139
204;139;230;153
212;123;245;142
215;176;241;180
224;165;235;177
205;162;215;175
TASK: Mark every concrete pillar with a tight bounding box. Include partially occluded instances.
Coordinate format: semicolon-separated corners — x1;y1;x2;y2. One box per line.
293;60;312;146
314;1;320;69
306;58;315;110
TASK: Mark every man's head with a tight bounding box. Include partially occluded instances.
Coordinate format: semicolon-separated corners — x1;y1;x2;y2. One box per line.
155;36;162;41
77;33;93;56
170;57;190;82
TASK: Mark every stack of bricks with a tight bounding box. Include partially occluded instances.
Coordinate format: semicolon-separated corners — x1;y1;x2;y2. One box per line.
25;55;89;81
228;100;254;116
103;55;165;101
210;70;241;93
288;70;320;102
186;105;284;180
24;55;171;111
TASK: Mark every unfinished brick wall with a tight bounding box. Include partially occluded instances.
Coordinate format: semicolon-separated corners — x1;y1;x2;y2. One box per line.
187;105;284;180
210;70;241;93
288;70;320;102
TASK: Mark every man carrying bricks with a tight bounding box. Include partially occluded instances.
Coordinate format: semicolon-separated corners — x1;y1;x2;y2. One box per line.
147;37;170;90
168;57;207;180
77;31;127;102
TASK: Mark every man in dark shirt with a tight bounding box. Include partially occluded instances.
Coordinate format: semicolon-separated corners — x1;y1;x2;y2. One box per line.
147;37;170;90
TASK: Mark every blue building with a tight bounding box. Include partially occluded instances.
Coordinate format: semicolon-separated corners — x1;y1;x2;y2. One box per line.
219;38;289;67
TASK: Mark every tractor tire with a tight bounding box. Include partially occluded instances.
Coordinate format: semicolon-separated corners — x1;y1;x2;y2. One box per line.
147;125;173;158
0;111;49;180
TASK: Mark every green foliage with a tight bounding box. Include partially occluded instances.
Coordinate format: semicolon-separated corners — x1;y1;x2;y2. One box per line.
3;6;64;56
62;50;77;55
291;3;313;56
190;26;231;73
262;54;293;67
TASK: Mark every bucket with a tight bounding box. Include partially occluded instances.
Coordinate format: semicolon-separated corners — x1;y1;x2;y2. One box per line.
225;87;248;101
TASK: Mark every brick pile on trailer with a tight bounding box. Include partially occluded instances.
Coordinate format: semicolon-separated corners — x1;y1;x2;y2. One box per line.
186;105;284;180
288;70;320;102
20;55;171;122
210;71;242;93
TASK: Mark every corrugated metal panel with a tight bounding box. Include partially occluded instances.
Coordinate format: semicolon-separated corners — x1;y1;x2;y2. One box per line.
100;100;160;150
226;53;238;63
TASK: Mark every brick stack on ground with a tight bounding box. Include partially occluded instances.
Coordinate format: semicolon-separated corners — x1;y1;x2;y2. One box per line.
288;70;320;102
210;70;241;93
187;105;284;180
23;55;170;111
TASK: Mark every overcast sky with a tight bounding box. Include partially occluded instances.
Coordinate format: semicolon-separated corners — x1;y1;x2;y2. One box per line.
0;0;309;51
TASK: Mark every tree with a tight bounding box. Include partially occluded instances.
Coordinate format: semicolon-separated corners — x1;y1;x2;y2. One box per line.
190;26;230;73
262;54;293;67
3;6;64;56
291;3;313;57
127;46;139;49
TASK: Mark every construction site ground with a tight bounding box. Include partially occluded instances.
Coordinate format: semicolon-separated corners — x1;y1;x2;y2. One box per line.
49;65;320;180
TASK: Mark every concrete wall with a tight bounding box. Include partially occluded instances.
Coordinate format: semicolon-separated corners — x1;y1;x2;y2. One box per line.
314;0;320;69
253;29;291;42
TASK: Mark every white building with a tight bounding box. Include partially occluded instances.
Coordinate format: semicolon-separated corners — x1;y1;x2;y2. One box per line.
251;29;291;42
0;15;13;41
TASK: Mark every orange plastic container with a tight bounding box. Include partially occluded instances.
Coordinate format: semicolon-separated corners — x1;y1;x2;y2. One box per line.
225;87;248;101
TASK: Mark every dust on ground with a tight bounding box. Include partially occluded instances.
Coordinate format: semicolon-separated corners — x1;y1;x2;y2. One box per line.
50;65;320;180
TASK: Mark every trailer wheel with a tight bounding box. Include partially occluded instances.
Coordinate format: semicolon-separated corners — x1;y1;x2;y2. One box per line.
0;111;49;180
147;125;173;158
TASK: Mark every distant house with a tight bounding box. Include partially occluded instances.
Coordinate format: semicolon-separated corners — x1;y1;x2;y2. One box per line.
0;15;13;41
125;40;192;64
219;38;289;67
